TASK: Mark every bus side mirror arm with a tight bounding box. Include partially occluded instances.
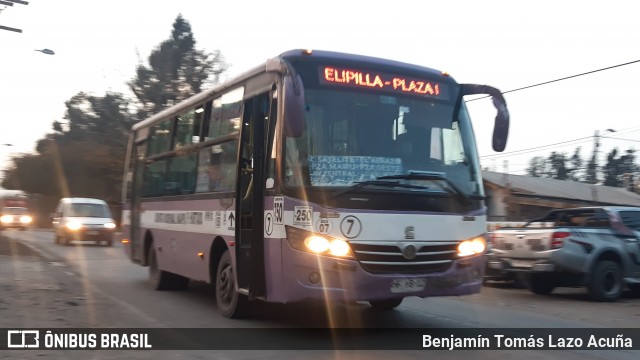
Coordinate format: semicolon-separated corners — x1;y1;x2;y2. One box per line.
461;84;510;152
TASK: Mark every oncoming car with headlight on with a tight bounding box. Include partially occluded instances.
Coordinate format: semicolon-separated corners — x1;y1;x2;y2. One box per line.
52;198;116;246
0;207;33;231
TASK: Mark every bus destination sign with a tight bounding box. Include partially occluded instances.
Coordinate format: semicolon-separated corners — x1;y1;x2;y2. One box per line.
319;66;448;99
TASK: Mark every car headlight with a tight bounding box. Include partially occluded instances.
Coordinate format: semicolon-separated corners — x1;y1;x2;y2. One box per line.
1;215;12;223
20;215;33;224
104;222;116;229
65;221;83;231
457;236;486;257
286;226;354;258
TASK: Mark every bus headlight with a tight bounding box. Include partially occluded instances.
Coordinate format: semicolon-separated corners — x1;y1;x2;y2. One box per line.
1;215;12;223
457;236;486;257
328;239;351;257
65;221;83;231
286;226;354;259
304;236;330;253
104;222;116;229
20;215;33;224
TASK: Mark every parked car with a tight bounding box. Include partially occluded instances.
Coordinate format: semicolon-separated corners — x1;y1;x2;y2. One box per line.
484;233;525;287
52;198;116;246
488;207;640;301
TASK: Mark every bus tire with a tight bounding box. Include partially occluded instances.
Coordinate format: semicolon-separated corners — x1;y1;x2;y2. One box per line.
148;245;188;290
215;250;248;318
369;298;403;310
588;260;623;302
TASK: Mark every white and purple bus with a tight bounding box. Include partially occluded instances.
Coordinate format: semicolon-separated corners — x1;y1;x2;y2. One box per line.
121;49;510;318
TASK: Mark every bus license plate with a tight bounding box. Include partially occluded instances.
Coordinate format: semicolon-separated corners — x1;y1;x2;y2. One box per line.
390;278;426;293
87;231;99;236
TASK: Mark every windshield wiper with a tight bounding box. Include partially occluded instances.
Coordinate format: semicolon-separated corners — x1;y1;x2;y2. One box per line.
377;171;473;206
331;180;428;198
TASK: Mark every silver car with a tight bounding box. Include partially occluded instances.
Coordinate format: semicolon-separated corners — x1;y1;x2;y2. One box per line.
489;207;640;301
51;198;116;246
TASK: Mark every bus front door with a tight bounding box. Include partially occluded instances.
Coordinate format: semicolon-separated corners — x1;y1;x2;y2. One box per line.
236;92;270;298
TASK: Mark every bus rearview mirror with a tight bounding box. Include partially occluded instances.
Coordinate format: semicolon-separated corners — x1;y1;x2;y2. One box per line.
283;74;306;138
461;84;510;152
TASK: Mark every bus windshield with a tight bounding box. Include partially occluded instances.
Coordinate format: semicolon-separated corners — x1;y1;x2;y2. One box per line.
283;86;483;198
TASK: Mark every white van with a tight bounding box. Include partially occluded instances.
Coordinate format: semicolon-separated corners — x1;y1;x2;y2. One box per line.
52;198;116;246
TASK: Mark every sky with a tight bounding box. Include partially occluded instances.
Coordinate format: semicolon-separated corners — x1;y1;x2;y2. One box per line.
1;0;639;180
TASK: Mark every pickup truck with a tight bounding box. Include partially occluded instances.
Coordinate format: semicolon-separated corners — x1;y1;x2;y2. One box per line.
487;206;640;301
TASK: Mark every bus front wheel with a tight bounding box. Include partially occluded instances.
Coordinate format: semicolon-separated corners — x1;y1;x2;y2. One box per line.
215;250;248;318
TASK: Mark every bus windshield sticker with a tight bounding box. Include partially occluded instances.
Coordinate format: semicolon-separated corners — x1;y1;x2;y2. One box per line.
308;156;403;186
273;197;284;225
264;212;274;236
293;206;313;226
316;218;333;234
318;66;449;100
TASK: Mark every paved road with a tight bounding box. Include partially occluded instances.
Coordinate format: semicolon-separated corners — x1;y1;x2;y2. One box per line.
2;229;639;359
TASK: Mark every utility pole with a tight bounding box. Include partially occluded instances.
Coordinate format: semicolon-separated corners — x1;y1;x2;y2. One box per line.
585;130;601;184
503;160;511;221
590;128;617;185
593;130;601;180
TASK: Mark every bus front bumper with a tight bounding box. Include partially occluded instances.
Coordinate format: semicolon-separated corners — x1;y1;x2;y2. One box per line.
274;243;484;303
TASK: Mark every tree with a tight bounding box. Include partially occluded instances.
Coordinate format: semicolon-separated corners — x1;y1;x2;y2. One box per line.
2;153;59;197
547;151;570;180
569;147;583;182
2;92;136;204
603;148;639;187
3;15;228;222
527;147;585;181
527;156;548;177
619;149;639;175
129;14;228;120
603;148;620;187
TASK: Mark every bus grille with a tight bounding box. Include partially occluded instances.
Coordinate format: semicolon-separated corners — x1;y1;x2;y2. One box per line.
349;241;458;274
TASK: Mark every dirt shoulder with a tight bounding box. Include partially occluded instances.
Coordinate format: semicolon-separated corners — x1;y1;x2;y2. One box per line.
1;235;102;328
0;234;177;359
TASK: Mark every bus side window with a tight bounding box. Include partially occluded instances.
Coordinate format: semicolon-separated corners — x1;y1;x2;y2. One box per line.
142;160;167;197
195;142;238;193
165;153;197;195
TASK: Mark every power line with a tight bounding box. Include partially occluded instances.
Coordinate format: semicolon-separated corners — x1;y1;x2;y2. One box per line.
601;136;640;144
466;59;640;102
482;127;640;160
480;136;593;159
481;134;640;161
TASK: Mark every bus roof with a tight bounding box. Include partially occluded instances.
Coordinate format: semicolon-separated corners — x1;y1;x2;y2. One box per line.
131;49;458;132
279;49;455;81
